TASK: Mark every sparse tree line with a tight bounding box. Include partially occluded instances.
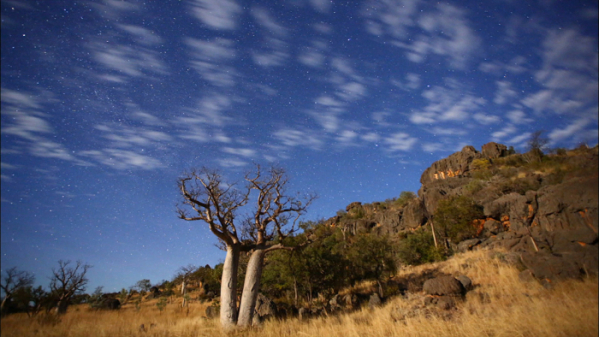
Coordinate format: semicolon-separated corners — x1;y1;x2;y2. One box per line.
1;260;91;317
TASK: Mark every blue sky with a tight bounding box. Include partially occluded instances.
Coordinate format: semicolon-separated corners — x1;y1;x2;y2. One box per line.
1;0;597;293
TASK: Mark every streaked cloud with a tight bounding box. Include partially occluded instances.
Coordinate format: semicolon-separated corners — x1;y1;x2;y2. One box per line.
189;0;242;31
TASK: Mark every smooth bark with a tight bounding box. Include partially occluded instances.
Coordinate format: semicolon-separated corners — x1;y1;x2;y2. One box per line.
237;248;266;327
220;244;240;330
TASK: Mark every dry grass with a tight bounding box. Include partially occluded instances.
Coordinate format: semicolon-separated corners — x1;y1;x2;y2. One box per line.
2;249;597;337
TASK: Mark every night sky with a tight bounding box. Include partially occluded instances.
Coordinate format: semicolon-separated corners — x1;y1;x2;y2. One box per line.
2;0;597;293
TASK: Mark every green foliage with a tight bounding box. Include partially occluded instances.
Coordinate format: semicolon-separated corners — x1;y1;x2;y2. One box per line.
397;227;445;265
156;297;167;314
88;286;104;309
135;279;152;293
464;179;484;194
471;158;493;180
347;206;365;219
434;195;484;243
118;288;128;304
395;191;416;207
336;209;347;218
345;233;397;287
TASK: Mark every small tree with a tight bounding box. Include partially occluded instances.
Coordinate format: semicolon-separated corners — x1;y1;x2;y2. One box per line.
49;260;91;315
434;196;484;244
156;297;167;314
175;264;196;307
526;130;549;163
346;234;397;298
135;279;152;294
1;267;35;315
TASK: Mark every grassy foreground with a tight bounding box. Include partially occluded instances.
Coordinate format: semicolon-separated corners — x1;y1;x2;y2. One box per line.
2;249;597;337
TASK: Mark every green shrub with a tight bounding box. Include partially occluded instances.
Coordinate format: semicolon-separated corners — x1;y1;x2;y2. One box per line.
395;191;417;207
434;195;484;243
347;207;365;219
397;227;446;266
464;179;484;194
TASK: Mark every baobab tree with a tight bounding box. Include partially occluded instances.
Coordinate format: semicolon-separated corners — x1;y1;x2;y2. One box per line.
1;267;35;315
177;165;315;329
176;264;196;307
49;260;91;314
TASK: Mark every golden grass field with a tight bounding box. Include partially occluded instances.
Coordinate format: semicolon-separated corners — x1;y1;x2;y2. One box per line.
2;249;597;337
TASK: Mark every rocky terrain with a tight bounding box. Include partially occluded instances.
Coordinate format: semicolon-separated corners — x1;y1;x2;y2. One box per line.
325;143;598;285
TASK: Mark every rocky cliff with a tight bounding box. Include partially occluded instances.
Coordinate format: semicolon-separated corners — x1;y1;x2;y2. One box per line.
326;143;598;284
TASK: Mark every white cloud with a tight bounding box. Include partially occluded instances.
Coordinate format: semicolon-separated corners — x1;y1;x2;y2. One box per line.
384;132;417;152
548;118;593;145
522;28;598;118
186;38;238;87
494;80;518;105
411;83;486;124
80;149;163;170
117;24;163;46
250;8;289;67
506;110;532;124
189;0;242;30
361;132;381;142
272;128;322;150
473;113;501;125
492;124;518;141
216;158;248;168
421;142;445;152
222;147;256;158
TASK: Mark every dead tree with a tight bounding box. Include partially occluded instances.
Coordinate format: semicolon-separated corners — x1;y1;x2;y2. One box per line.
1;267;35;315
177;165;315;329
49;260;91;315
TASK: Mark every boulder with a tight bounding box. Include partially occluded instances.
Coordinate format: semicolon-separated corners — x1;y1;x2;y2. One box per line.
423;276;465;296
368;293;382;308
455;275;472;291
481;142;508;159
254;293;277;320
457;239;481;253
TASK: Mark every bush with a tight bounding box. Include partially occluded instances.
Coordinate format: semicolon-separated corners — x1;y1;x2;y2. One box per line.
397;227;446;266
434;196;484;243
395;191;416;207
464;179;484;194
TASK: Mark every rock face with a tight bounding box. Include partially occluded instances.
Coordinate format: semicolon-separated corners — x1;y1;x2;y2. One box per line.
324;144;598;283
481;142;508;159
420;145;481;186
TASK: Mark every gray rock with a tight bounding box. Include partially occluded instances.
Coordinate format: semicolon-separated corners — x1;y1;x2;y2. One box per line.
455;275;472;291
423;276;465;296
482;142;508;159
368;293;382;308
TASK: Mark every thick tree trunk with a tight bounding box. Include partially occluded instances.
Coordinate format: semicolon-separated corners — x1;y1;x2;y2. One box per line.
55;298;69;315
220;244;240;330
237;248;266;327
1;295;10;315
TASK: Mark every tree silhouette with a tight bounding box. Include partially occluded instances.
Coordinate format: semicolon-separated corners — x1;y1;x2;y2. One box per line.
49;260;91;315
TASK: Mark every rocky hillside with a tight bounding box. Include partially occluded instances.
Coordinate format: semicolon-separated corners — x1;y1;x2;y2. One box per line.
325;143;598;284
